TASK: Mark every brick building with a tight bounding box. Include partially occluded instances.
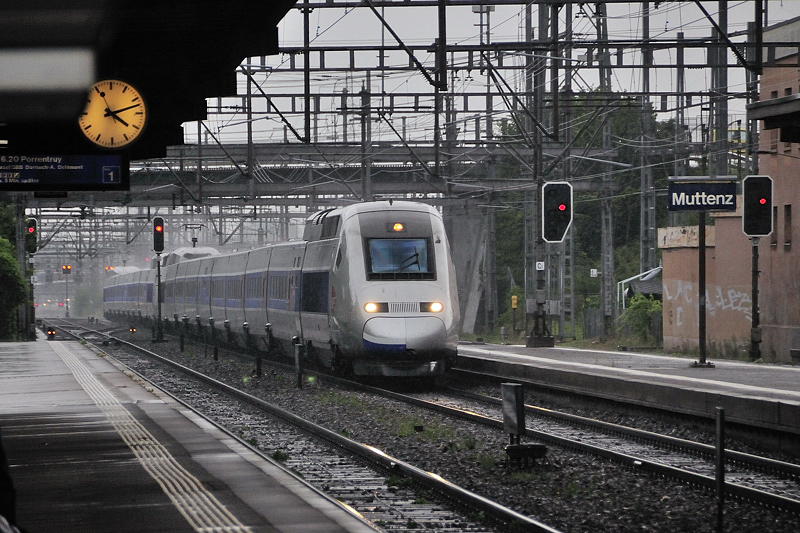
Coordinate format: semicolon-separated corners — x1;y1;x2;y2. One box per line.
661;18;800;363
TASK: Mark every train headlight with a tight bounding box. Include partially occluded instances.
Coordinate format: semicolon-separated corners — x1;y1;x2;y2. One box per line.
422;302;444;313
364;302;388;313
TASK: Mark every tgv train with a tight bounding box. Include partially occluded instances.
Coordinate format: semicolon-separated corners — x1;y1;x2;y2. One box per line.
104;201;460;378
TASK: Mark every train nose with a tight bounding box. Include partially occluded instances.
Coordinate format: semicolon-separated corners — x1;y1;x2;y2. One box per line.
362;317;446;353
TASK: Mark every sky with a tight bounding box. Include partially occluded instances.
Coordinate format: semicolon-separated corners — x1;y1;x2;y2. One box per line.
187;1;800;145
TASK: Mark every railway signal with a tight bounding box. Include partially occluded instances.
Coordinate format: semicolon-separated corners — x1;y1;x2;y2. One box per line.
153;216;165;253
61;265;71;275
25;218;38;253
742;175;773;237
541;181;573;243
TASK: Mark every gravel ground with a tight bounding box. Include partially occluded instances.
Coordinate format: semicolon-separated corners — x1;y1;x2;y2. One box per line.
111;333;800;533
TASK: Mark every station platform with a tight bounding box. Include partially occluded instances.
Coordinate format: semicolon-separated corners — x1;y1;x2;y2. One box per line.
0;338;377;533
456;344;800;442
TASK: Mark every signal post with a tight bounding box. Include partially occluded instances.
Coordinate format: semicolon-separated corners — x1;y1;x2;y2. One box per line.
153;217;165;342
527;182;573;348
741;176;773;361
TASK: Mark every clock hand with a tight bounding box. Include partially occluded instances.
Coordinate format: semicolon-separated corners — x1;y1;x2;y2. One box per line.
104;109;130;127
107;103;141;115
98;91;133;127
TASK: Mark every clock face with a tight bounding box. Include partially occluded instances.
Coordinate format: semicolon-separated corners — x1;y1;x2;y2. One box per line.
79;79;147;148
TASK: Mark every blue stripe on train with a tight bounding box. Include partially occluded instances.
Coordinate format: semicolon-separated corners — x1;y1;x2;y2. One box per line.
363;339;406;352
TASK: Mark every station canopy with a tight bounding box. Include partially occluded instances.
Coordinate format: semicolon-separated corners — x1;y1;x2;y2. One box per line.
0;0;297;160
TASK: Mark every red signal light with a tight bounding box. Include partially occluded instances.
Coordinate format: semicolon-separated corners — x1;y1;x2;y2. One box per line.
558;203;567;211
58;302;64;307
759;197;767;205
28;226;35;234
153;216;165;253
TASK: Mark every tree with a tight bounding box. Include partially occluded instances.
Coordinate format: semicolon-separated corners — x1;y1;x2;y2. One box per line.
0;237;27;340
618;294;662;343
488;92;677;336
0;203;17;248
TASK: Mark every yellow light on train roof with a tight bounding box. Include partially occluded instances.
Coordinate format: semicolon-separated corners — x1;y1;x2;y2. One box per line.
392;223;404;232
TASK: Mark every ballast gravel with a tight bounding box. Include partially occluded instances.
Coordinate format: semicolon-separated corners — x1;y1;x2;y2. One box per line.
109;333;800;533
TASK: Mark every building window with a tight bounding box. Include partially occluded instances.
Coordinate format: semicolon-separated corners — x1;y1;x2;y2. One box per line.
771;206;779;246
785;205;792;249
770;129;779;152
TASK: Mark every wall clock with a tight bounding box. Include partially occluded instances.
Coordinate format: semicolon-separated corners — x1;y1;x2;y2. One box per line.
78;79;147;148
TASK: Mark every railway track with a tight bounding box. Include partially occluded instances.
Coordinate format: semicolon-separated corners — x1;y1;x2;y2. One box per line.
48;318;561;533
396;386;800;513
47;319;800;531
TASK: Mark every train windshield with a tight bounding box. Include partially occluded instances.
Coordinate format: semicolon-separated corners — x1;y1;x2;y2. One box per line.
366;238;434;280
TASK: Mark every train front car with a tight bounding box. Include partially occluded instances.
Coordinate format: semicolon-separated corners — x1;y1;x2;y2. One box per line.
332;202;459;378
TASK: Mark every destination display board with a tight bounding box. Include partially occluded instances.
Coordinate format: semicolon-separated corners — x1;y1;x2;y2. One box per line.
0;154;129;191
668;181;737;211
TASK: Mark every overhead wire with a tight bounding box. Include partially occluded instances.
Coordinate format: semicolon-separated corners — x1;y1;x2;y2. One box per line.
196;1;772;191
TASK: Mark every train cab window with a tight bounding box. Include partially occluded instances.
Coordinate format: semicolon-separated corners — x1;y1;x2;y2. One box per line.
365;238;435;280
320;215;340;239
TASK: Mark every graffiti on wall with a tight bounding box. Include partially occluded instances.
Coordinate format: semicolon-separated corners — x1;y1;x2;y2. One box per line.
663;280;752;327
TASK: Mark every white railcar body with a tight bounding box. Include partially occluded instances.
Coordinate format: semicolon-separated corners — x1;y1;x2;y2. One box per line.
104;201;459;378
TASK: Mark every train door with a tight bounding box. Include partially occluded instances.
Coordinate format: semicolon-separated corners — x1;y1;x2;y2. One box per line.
161;255;179;322
132;270;143;317
143;268;156;320
173;260;191;322
265;241;305;350
209;255;229;325
243;247;270;334
183;259;202;322
299;238;338;363
225;252;248;331
197;256;215;325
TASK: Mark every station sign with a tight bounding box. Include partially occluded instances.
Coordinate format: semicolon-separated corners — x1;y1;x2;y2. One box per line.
0;154;129;191
667;180;736;212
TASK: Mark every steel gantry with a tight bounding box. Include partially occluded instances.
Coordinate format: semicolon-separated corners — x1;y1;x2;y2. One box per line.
16;1;790;338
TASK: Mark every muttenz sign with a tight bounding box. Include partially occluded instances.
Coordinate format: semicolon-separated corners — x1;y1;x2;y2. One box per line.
668;181;737;211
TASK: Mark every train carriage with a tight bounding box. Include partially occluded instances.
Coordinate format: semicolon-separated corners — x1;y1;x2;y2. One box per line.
104;201;459;378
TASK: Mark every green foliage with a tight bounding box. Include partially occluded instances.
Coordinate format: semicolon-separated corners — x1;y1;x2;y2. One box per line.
271;450;290;461
0;237;28;340
0;203;17;247
486;92;677;337
618;295;662;342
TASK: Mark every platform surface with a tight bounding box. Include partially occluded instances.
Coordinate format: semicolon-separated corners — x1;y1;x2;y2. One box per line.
457;343;800;438
0;339;377;533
